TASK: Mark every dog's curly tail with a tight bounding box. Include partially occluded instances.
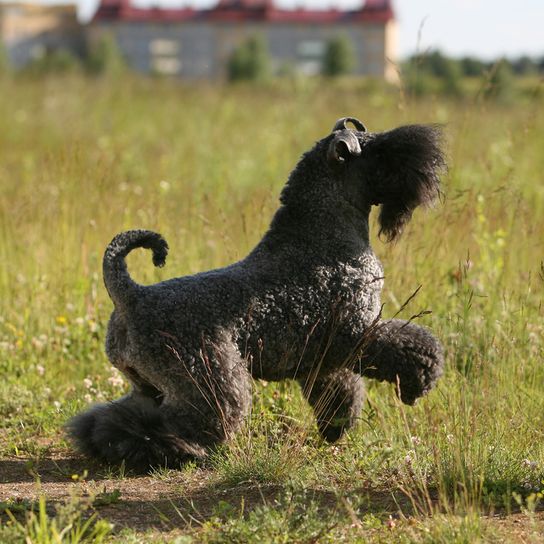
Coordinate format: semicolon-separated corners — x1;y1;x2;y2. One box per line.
103;230;168;309
66;400;206;471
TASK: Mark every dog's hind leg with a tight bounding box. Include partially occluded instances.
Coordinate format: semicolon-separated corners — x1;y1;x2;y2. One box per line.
359;319;444;405
67;337;253;471
162;342;254;450
300;368;365;443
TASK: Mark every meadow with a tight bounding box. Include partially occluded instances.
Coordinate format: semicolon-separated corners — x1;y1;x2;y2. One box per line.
0;74;543;542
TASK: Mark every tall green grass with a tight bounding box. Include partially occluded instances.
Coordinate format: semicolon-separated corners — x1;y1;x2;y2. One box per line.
0;75;543;540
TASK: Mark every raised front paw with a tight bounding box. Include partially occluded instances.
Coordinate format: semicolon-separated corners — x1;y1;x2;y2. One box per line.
361;319;445;405
395;342;444;405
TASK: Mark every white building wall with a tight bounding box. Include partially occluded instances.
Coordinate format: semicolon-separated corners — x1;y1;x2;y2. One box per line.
88;19;397;80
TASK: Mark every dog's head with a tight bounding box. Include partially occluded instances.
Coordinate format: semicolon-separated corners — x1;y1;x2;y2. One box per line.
327;117;445;241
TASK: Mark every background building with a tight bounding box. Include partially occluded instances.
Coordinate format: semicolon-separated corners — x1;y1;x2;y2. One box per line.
88;0;398;81
0;0;397;80
0;2;84;67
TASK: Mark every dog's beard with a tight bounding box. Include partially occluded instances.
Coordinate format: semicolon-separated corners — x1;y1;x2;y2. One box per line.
366;124;445;241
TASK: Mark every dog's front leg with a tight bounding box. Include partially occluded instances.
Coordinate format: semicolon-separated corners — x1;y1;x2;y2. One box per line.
359;319;444;405
299;368;365;442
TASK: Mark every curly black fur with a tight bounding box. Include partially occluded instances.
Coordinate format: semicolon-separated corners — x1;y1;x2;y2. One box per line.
67;399;206;471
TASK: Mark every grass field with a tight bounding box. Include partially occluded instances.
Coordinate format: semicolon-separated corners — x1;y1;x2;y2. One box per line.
0;74;543;542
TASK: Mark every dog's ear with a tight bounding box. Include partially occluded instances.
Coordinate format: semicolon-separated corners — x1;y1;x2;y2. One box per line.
327;130;362;164
365;124;445;242
328;117;366;164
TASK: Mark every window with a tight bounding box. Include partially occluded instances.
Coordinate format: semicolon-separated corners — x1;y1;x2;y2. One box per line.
149;39;181;75
297;40;325;58
296;40;325;76
151;57;181;75
149;39;179;56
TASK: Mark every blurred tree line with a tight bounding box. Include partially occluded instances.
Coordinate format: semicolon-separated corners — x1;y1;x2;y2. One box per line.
409;50;543;79
0;31;542;101
404;49;543;100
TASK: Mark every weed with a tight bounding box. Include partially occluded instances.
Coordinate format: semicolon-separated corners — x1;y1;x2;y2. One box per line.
3;494;112;543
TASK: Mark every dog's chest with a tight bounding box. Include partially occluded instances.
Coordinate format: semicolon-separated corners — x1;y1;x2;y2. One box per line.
328;254;384;304
240;252;384;378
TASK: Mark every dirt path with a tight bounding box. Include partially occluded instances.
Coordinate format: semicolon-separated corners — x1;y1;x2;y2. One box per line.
2;453;544;542
0;452;404;532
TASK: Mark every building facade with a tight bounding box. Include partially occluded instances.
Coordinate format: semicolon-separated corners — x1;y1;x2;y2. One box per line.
88;0;398;81
0;2;84;68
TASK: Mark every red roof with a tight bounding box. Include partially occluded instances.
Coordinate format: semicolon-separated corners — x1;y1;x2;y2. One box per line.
92;0;394;24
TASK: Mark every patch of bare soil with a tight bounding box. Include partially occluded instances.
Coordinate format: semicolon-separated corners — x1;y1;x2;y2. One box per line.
484;512;544;543
3;452;544;542
0;451;404;533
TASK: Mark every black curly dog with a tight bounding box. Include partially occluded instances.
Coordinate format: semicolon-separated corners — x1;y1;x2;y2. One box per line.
67;117;446;470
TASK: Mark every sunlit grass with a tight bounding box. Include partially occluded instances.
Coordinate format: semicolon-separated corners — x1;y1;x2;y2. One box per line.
0;74;543;541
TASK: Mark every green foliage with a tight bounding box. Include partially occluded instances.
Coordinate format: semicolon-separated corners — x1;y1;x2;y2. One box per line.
404;50;541;99
201;489;342;543
400;514;489;543
483;58;515;101
210;381;310;487
3;495;112;543
227;35;270;82
199;492;493;543
459;56;487;77
0;42;10;77
404;50;462;96
424;50;457;79
0;498;36;515
86;34;126;76
92;489;121;507
403;71;433;97
23;49;81;76
511;55;539;76
322;35;354;77
440;60;463;96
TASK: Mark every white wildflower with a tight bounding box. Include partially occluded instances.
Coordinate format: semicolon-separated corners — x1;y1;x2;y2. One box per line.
404;450;415;465
107;374;125;388
32;338;45;350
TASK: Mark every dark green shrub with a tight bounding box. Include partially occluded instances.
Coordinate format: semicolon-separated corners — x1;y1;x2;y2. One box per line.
460;56;487;77
404;49;463;97
511;55;538;76
86;33;126;76
322;35;354;77
24;48;80;75
227;35;269;82
484;58;515;101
